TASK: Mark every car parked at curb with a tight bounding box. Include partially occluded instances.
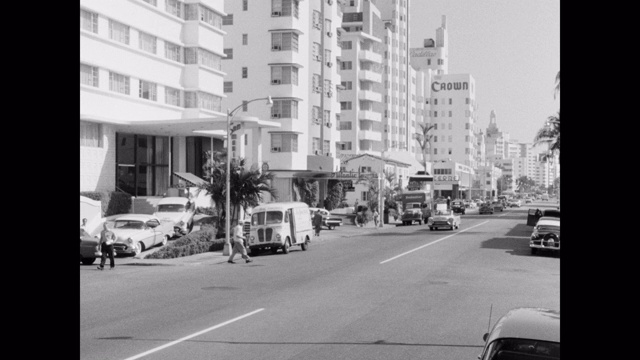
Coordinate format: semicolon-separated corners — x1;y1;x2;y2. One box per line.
492;201;504;212
530;217;560;255
507;199;521;208
308;207;343;230
153;197;196;237
80;228;101;265
478;307;560;360
427;209;461;230
451;200;466;214
111;214;175;256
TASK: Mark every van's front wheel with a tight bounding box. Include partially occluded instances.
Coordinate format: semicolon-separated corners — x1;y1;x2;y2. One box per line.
301;237;310;251
282;239;291;254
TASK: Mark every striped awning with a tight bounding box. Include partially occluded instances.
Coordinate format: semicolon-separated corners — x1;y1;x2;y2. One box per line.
173;172;207;186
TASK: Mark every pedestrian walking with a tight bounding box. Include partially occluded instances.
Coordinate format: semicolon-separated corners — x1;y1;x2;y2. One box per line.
228;221;252;264
97;222;116;270
446;196;451;210
313;210;323;236
373;209;379;227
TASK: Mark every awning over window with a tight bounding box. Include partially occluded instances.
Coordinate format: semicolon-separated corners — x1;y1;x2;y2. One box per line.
173;172;207;186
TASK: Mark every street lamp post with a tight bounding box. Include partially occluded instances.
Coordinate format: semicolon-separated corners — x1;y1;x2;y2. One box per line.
223;96;273;256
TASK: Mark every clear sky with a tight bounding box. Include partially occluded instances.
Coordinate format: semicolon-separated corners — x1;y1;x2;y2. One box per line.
409;0;560;145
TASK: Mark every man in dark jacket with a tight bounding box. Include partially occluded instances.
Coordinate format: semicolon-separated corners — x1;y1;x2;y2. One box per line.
313;210;323;237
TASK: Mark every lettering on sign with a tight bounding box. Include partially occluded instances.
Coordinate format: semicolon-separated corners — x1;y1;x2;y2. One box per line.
431;81;469;93
230;123;242;132
410;48;437;57
433;175;459;182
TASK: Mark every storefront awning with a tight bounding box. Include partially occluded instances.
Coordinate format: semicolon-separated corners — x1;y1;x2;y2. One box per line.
173;172;207;186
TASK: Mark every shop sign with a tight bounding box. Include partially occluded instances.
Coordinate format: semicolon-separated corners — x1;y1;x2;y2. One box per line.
431;81;469;92
434;175;459;182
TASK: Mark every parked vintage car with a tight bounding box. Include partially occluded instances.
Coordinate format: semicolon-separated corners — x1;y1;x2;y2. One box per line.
110;214;175;256
308;207;343;230
478;307;560;360
427;209;461;230
153;197;196;237
507;199;522;208
451;200;466;214
80;228;101;265
542;209;560;219
530;217;560;255
525;198;532;204
479;203;494;214
492;201;504;212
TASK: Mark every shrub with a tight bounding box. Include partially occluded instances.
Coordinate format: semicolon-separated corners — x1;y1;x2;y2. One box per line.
145;227;226;259
80;191;132;217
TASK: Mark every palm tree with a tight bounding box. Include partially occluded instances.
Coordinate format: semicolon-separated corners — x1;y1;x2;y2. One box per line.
415;123;437;173
533;111;560;157
292;178;318;207
197;156;278;229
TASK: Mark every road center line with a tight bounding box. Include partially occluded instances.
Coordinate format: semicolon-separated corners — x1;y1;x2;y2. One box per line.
380;221;490;264
121;308;265;360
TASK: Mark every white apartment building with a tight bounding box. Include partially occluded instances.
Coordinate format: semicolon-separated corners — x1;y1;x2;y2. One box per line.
409;16;448;76
220;0;343;202
80;0;254;197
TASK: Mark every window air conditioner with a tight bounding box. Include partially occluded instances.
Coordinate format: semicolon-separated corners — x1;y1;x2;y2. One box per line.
271;79;281;84
328;0;333;5
314;86;322;92
271;11;282;16
271;147;281;152
272;45;281;50
314;150;321;155
315;55;322;61
326;62;333;67
272;113;281;118
327;32;333;37
326;152;333;157
326;122;332;128
327;91;333;98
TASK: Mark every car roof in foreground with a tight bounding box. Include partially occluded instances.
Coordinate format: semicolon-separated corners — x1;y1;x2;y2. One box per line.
114;214;158;221
537;218;560;226
158;197;190;205
487;308;559;344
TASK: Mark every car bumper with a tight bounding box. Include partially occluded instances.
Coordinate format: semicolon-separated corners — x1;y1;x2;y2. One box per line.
113;243;136;254
324;221;342;227
529;239;560;251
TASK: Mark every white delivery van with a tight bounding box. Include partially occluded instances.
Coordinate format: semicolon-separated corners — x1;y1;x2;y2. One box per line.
247;202;313;255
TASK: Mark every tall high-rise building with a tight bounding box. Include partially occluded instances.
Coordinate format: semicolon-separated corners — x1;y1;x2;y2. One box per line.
80;0;229;196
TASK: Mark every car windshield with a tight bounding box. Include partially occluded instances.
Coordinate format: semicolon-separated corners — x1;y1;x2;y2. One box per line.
157;204;185;212
435;210;449;215
114;220;145;229
537;225;560;232
407;203;421;209
486;338;560;360
251;211;283;225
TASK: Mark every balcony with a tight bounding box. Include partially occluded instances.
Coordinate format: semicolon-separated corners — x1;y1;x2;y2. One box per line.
358;110;382;122
358;129;382;142
359;50;382;63
358;69;382;83
358;89;382;102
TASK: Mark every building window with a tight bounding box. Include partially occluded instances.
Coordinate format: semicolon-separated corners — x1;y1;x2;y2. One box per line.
449;98;452;105
223;14;233;25
434;136;437;142
139;80;157;101
142;0;157;6
448;148;452;155
272;32;299;51
80;9;98;33
271;133;298;152
223;48;233;59
165;41;183;62
340;61;352;70
80;63;99;87
325;18;332;33
272;0;299;18
466;123;470;130
224;81;233;93
340;102;352;110
242;34;248;45
139;31;157;54
109;20;130;44
242;67;248;78
198;5;223;28
449;123;452;130
361;191;370;201
339;121;352;130
312;106;321;124
342;41;352;49
109;72;130;95
271;66;298;85
184;91;222;112
449;111;452;117
312;10;321;29
80;121;103;148
165;87;181;106
271;99;298;119
243;0;248;11
448;135;452;142
433;148;437;154
166;0;182;17
312;74;321;91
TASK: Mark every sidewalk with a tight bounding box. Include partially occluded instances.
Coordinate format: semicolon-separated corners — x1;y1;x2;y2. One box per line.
119;220;403;267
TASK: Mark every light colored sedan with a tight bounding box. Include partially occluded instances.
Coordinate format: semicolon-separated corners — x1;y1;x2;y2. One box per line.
427;209;461;230
309;207;343;229
154;197;196;237
111;214;175;256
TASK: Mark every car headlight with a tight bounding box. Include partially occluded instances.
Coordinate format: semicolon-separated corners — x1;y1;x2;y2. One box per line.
447;219;453;224
276;234;281;241
127;238;133;244
177;221;185;227
250;236;254;241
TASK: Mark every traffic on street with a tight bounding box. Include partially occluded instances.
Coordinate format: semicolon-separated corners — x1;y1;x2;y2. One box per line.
80;201;559;360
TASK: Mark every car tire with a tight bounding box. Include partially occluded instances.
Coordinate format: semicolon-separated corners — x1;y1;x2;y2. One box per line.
81;257;96;265
531;248;538;255
282;239;291;254
328;225;335;230
429;227;433;231
301;238;309;251
135;242;144;256
418;220;422;225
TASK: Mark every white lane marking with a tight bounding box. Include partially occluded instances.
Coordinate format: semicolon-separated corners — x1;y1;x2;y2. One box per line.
122;308;265;360
380;221;490;264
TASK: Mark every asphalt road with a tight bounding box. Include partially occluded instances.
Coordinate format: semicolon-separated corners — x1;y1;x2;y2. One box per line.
80;203;560;360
